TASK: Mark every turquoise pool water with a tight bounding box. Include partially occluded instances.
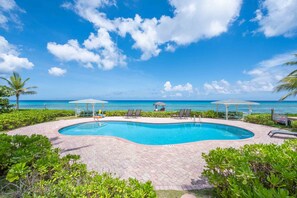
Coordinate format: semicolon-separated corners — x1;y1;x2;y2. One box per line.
59;122;254;145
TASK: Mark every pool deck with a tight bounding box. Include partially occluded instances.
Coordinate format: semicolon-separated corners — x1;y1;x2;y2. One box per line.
8;117;295;190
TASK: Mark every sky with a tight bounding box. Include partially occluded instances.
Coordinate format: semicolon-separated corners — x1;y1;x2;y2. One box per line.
0;0;297;100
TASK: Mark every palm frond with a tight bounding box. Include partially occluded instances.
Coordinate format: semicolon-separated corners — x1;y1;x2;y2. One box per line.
279;90;297;101
22;91;37;95
286;61;297;66
26;86;38;90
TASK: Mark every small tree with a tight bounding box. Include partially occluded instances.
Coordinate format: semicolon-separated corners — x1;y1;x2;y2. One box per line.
0;85;14;113
0;72;37;110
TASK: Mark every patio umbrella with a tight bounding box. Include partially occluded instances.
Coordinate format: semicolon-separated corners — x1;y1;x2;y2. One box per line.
153;102;166;111
153;102;166;106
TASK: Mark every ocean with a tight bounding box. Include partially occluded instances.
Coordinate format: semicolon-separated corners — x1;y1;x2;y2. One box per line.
10;100;297;114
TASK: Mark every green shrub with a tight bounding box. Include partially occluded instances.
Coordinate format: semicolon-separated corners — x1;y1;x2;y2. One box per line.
0;134;156;197
291;121;297;129
0;109;75;131
105;110;220;118
202;139;297;197
244;114;276;126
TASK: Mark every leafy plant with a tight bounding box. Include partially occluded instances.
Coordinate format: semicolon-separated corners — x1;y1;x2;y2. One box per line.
0;134;156;197
202;139;297;197
291;121;297;130
0;85;14;113
105;110;222;118
244;114;276;126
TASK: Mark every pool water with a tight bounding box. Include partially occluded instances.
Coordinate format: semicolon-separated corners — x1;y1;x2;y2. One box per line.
59;121;254;145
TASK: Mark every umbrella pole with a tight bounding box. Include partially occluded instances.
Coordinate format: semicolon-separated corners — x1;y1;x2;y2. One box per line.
92;104;95;117
225;105;229;120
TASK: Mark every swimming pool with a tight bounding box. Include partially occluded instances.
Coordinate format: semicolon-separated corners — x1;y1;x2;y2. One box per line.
59;121;254;145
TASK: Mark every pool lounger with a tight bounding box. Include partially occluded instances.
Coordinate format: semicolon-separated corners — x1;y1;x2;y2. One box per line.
268;129;297;137
125;109;134;118
172;109;185;119
133;109;142;118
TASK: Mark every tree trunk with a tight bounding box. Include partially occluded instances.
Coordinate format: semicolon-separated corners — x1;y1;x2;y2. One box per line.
16;94;19;110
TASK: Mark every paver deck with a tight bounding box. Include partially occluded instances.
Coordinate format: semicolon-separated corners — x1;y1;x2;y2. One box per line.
8;117;293;190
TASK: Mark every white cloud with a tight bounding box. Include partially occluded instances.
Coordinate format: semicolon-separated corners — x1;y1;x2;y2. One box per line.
164;81;193;92
47;28;126;70
203;51;297;94
204;79;234;94
0;36;34;72
83;28;127;69
47;39;100;68
48;67;67;77
237;51;297;92
0;0;23;29
255;0;297;37
62;0;116;31
62;0;242;60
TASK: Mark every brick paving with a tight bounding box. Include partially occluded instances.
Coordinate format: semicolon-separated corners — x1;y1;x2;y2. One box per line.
8;117;293;190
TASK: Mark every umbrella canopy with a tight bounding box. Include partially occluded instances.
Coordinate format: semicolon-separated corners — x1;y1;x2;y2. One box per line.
153;102;166;106
211;99;259;106
211;99;259;120
69;99;108;116
69;99;108;104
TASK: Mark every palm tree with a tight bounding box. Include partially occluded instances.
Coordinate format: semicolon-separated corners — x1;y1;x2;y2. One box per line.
275;54;297;100
0;72;37;110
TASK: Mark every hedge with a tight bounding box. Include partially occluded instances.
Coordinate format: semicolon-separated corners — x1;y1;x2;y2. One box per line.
244;114;275;126
0;109;75;131
105;110;226;118
202;139;297;197
0;134;156;197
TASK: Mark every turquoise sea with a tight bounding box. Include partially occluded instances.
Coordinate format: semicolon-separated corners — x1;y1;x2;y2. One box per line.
10;100;297;114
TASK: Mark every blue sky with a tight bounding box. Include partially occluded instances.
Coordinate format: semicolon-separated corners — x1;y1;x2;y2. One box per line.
0;0;297;100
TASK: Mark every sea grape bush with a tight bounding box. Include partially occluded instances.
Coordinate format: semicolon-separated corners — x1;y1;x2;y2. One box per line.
0;109;75;131
291;121;297;130
0;134;156;197
105;110;223;118
202;140;297;197
244;114;276;126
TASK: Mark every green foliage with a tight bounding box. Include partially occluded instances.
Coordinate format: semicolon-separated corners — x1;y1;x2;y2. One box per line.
202;140;297;197
0;134;156;197
0;109;75;131
291;121;297;129
0;85;13;97
105;110;222;118
0;85;14;113
0;98;14;113
244;114;276;126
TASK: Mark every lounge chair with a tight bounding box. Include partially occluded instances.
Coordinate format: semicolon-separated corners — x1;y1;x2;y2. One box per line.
133;109;142;118
172;109;185;119
268;129;297;137
183;109;191;119
125;109;134;118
